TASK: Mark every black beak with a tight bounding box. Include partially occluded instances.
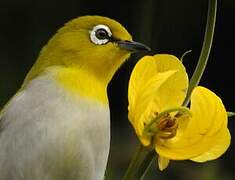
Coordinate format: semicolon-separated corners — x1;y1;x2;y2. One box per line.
117;40;151;52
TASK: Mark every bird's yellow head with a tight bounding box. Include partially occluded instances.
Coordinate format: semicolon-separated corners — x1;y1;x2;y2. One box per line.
24;16;150;103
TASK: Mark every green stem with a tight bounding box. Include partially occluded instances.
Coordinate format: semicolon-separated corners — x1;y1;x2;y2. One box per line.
140;155;155;180
183;0;217;106
122;144;154;180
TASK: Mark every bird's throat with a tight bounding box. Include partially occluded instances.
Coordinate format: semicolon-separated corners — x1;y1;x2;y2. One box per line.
54;67;109;105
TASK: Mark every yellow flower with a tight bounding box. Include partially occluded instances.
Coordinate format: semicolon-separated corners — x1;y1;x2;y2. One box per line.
128;54;231;170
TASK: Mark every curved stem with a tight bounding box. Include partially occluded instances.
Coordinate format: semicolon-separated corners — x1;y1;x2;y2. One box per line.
183;0;217;106
180;50;192;62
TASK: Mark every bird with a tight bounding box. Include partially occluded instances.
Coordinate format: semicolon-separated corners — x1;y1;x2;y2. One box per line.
0;15;150;180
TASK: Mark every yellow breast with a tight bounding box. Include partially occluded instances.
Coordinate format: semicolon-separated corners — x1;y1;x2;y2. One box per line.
53;66;108;105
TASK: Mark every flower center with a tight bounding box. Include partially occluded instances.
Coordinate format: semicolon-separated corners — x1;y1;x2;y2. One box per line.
143;107;191;141
157;114;178;139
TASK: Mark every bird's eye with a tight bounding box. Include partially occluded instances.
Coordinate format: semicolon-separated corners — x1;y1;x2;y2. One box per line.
95;29;109;40
90;24;112;45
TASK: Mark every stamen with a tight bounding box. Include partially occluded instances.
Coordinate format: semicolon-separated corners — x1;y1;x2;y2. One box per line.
157;116;178;139
158;128;177;139
143;107;191;139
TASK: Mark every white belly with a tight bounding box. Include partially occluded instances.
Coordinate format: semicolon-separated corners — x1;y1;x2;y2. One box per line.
0;75;110;180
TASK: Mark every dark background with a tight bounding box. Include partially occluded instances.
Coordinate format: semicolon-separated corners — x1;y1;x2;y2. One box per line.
0;0;235;179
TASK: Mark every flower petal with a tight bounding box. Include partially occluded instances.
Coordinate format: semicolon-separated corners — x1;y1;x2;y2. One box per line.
128;56;158;111
158;156;170;171
190;127;231;162
156;86;229;160
151;54;188;112
183;86;227;137
132;71;177;133
130;70;177;146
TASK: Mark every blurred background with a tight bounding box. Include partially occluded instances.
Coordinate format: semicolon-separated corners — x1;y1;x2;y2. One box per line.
0;0;235;179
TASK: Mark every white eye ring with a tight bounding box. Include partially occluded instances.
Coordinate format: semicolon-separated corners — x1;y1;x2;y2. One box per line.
90;24;112;45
